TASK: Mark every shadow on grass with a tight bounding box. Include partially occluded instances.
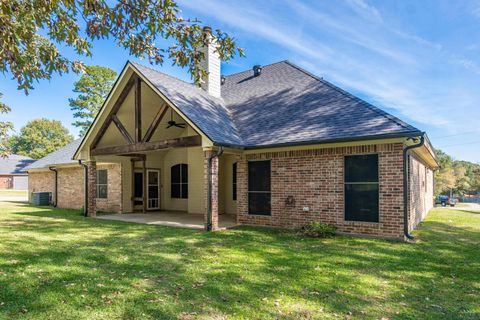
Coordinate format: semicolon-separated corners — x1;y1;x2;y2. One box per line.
0;204;479;319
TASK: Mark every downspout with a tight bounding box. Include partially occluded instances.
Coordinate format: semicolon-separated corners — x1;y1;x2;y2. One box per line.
79;160;89;217
48;167;58;207
206;146;224;231
403;134;425;240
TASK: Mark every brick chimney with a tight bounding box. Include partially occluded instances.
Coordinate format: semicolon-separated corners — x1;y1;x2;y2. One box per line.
200;26;221;98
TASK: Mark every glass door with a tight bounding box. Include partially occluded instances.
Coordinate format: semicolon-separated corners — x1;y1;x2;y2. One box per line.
147;170;160;210
133;171;144;210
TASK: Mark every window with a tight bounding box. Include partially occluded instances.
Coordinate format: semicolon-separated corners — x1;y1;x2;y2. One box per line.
96;169;108;199
248;160;271;215
344;154;379;222
171;164;188;199
232;162;237;201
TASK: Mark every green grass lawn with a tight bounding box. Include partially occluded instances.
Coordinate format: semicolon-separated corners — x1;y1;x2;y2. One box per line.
0;190;28;197
0;202;478;319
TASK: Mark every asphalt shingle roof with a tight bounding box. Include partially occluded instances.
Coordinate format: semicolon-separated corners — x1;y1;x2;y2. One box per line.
25;139;82;170
133;60;420;148
131;62;243;146
222;61;420;147
0;154;34;175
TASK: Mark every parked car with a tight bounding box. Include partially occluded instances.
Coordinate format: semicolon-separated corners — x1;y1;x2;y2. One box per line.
437;195;457;207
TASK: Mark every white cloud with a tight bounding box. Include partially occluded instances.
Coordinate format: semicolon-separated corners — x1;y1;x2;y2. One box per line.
451;56;480;75
344;0;383;23
180;0;480;139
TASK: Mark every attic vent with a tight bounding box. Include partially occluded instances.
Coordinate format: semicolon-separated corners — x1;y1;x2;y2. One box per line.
221;75;226;85
253;65;262;77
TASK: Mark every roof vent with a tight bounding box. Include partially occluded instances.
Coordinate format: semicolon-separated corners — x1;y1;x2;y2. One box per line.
253;65;262;77
221;75;226;85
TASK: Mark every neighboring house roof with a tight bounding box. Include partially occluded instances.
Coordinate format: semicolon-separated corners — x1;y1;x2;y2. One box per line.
134;60;421;148
0;154;35;175
25;139;82;170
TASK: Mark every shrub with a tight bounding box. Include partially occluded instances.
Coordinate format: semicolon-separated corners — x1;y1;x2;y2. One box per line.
300;222;337;238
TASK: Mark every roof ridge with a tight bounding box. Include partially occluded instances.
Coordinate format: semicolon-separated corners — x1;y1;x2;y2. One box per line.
224;60;289;78
129;61;195;87
130;61;227;103
284;61;418;132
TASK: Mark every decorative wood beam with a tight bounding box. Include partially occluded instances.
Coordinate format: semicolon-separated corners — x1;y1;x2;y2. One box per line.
91;76;137;150
135;78;142;143
112;114;134;144
118;153;147;160
142;103;168;143
91;135;202;156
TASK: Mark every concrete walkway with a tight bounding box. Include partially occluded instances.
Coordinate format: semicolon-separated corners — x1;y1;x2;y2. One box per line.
96;212;237;230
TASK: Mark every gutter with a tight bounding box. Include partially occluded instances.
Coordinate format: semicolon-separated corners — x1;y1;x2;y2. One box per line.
79;160;89;217
48;167;58;207
206;146;224;231
214;131;423;150
403;133;425;240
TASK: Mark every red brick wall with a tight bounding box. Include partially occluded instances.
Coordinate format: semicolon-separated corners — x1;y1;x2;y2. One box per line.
236;143;405;238
0;176;13;189
28;164;122;213
204;151;220;230
29;171;54;203
409;153;434;231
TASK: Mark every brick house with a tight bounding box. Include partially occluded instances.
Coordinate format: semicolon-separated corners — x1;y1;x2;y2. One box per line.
0;154;34;190
27;35;439;239
26;140;122;213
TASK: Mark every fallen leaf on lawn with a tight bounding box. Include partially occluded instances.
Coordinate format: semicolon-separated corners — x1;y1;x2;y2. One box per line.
192;283;204;289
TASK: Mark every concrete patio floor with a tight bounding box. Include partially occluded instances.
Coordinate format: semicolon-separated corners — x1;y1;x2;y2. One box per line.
96;211;237;230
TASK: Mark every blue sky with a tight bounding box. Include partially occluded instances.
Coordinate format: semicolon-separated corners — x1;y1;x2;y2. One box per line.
1;0;480;162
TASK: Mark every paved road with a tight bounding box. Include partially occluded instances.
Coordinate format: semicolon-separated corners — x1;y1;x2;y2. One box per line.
438;202;480;212
0;195;28;202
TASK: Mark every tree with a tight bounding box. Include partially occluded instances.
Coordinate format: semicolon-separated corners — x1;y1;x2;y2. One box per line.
0;93;14;157
69;65;117;136
434;148;480;197
0;1;244;93
8;119;73;159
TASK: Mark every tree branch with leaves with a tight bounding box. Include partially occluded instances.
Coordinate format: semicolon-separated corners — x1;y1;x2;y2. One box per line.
0;0;244;93
0;93;14;157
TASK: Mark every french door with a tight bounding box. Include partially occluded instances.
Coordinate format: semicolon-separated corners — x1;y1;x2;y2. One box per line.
147;169;160;210
133;169;160;210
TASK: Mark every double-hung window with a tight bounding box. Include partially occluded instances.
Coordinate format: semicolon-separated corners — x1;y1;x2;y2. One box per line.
171;164;188;199
248;160;271;215
344;154;379;222
96;169;108;199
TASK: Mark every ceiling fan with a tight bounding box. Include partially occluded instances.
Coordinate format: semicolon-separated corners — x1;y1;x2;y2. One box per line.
166;109;186;129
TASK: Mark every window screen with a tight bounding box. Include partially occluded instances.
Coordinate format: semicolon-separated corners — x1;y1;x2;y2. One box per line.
232;162;237;201
248;161;271;215
344;155;379;222
171;164;188;199
96;169;108;199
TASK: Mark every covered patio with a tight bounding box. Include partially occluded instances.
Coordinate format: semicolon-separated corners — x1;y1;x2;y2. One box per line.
96;212;237;230
73;64;239;231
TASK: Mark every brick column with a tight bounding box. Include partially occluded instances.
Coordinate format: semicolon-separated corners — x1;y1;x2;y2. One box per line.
204;151;219;231
87;161;97;217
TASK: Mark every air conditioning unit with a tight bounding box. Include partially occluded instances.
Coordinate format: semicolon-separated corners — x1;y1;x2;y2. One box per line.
32;192;51;206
